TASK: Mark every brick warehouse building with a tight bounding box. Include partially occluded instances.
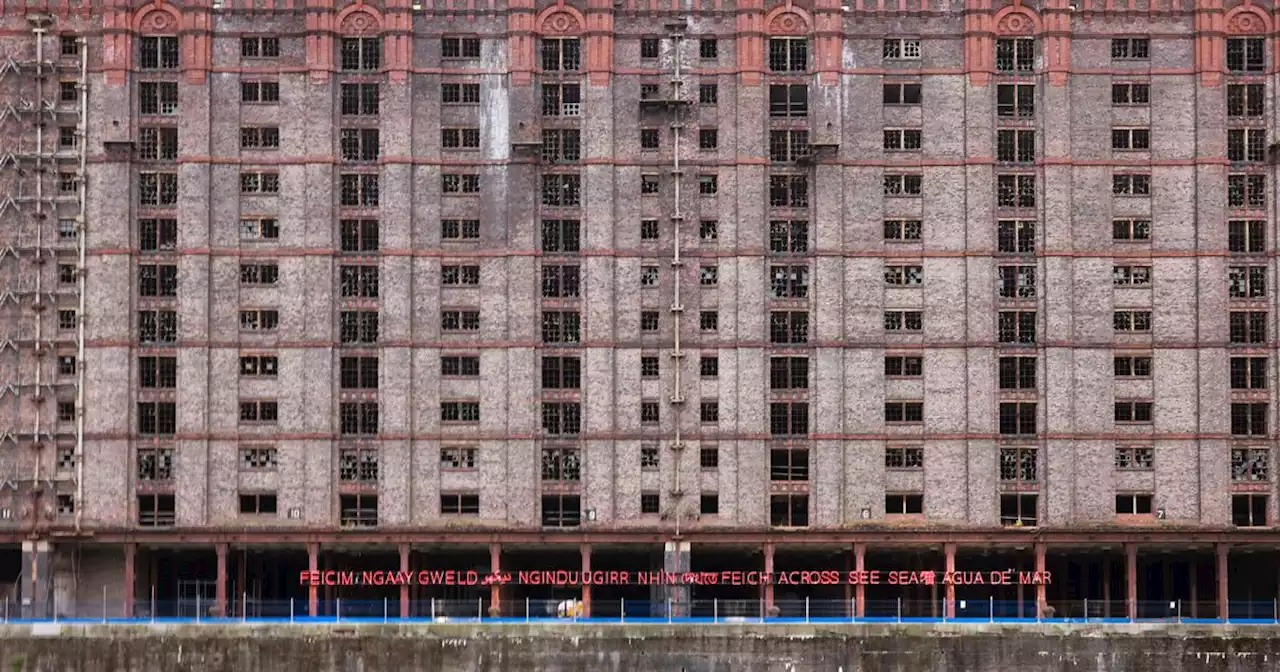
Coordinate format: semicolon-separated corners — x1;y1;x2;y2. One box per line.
1;0;1280;622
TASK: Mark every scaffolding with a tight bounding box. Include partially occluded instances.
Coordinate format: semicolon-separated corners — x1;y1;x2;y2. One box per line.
0;12;87;556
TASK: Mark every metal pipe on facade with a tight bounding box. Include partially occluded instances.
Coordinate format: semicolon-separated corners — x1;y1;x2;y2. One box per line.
74;36;86;531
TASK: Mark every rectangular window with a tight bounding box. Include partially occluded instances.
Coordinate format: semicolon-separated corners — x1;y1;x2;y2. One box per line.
1114;401;1154;423
339;310;379;344
1228;83;1265;117
884;220;922;242
137;446;174;481
541;219;580;253
340;128;381;162
698;175;718;195
1229;311;1267;344
882;38;922;60
640;401;660;425
699;83;718;105
701;356;719;378
885;494;924;515
441;264;481;287
769;130;810;162
1000;494;1038;527
240;218;279;241
441;447;478;471
241;81;280;104
238;355;278;377
240;172;280;194
700;311;718;332
995;38;1035;72
701;447;720;469
441;127;481;150
1111;82;1150;105
240;446;278;470
542;311;581;344
540;38;581;71
441;82;481;104
442;173;481;194
769;311;808;344
768;37;808;72
440;310;481;332
137;127;178;161
1112;219;1151;241
1115;494;1153;515
340;83;380;116
997;220;1036;253
998;356;1037;389
441;219;481;240
1111;38;1150;60
442;36;482;59
699;128;718;150
541;129;582;164
770;494;809;527
240;36;280;58
883;174;923;196
240;126;280;150
138;172;179;206
441;401;481;423
1228;129;1267;163
1113;265;1153;287
440;494;481;515
339;174;380;206
769;402;809;436
768;84;809;117
883;310;923;332
1228;265;1267;298
884;265;924;286
1227;37;1265;73
542;494;581;527
1113;310;1153;333
139;36;180;70
996;84;1035;118
1114;355;1153;378
1229;220;1266;253
137;494;176;527
1230;356;1268;389
1111;173;1152;196
339;447;379;482
137;264;178;297
998;402;1037;435
700;401;719;423
541;356;581;389
239;309;279;332
883;82;922;105
1115;446;1154;470
1111;128;1151;151
884;401;924;423
997;129;1036;162
136;310;175;343
339;494;378;527
137;401;177;435
770;356;809;389
699;38;718;59
883;129;922;151
238;400;278;423
997;265;1036;298
542;174;581;206
997;175;1036;207
340;37;381;71
239;263;279;286
770;265;809;298
885;446;924;469
339;356;379;389
1232;494;1268;527
339;219;379;252
769;220;809;254
770;447;810;481
1231;447;1270;482
884;355;923;378
1231;402;1268;435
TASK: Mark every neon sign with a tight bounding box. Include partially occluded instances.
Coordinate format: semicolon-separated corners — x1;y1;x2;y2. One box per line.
298;569;1051;587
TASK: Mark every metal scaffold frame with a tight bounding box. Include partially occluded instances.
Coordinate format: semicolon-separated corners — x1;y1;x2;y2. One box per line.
0;14;87;541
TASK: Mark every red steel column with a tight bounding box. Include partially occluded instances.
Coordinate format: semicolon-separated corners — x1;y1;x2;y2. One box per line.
1125;543;1137;620
1216;543;1229;621
763;542;775;614
308;543;319;618
215;543;228;617
580;543;592;617
489;543;502;616
399;543;410;618
1035;542;1047;617
123;543;136;618
944;543;956;618
854;542;866;618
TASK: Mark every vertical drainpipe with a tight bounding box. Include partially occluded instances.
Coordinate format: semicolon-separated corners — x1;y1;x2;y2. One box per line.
668;29;686;537
74;36;87;531
31;26;46;512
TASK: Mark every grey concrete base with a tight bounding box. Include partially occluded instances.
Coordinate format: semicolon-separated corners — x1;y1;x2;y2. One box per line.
1;623;1278;671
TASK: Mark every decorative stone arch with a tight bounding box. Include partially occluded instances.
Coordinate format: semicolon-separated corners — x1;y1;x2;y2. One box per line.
133;2;182;35
537;4;586;36
993;4;1042;36
764;3;813;36
1225;4;1272;35
337;3;384;36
